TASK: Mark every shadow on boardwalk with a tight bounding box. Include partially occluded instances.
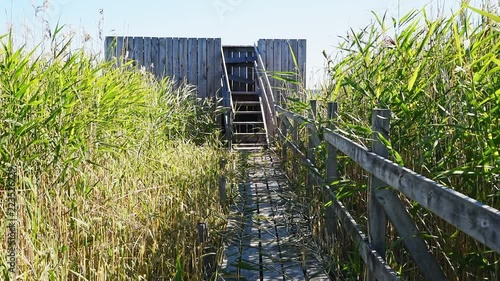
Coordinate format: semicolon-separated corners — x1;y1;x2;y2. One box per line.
218;149;330;281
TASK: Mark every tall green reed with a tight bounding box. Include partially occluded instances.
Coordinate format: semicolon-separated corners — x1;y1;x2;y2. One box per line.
0;29;232;280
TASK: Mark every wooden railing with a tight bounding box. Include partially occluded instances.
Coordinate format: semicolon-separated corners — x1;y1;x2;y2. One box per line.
274;101;500;281
220;46;234;146
254;44;276;145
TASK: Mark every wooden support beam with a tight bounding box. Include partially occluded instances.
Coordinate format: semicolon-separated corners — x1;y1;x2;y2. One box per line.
368;109;390;281
325;102;338;241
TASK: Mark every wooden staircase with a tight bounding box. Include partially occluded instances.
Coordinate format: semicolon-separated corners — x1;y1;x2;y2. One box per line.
222;46;268;149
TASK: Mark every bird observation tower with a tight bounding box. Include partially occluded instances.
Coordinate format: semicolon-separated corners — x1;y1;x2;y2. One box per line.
104;37;306;149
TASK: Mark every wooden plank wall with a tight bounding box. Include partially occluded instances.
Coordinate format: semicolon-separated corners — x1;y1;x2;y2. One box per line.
223;47;256;92
257;39;307;92
104;37;222;98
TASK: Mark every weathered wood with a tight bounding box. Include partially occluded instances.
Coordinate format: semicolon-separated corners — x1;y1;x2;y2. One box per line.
133;37;144;67
228;74;253;85
179;38;188;83
221;151;328;280
165;38;173;77
158;38;167;77
197;39;207;97
143;37;152;72
281;115;288;163
219;158;227;207
368;109;390;281
278;104;500;253
206;39;216;97
126;37;134;63
225;56;257;64
172;38;180;81
115;36;124;63
325;102;338;240
213;38;222;97
328;192;401;281
307;100;318;189
276;126;400;281
151;37;159;76
297;39;307;86
187;38;198;86
322;129;500;254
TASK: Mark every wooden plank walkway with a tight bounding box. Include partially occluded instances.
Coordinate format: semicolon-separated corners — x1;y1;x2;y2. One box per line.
219;150;330;281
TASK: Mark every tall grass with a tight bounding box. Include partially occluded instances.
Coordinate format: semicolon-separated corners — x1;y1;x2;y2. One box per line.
318;5;499;280
279;4;498;280
0;30;233;280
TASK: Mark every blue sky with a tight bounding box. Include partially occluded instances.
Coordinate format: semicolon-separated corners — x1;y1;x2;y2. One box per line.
1;0;482;87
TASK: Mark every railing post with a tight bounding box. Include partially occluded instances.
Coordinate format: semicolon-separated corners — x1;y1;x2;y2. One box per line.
367;109;390;281
219;158;227;207
325;102;338;241
292;119;299;180
281;116;288;164
307;100;317;189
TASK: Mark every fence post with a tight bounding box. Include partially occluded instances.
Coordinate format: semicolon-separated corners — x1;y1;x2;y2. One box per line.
325;102;338;241
280;94;288;163
307;100;317;189
367;109;390;281
292;118;299;180
219;158;227;207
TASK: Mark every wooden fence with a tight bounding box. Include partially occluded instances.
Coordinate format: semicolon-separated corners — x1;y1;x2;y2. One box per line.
257;39;307;90
103;37;307;100
274;100;500;281
104;37;223;98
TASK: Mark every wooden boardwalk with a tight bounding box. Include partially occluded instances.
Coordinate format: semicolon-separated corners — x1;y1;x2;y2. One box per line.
219;150;330;281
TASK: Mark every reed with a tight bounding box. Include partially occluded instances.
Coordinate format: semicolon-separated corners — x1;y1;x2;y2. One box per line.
0;30;235;280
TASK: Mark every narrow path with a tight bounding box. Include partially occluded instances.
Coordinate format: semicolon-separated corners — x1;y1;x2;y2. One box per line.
219;150;330;280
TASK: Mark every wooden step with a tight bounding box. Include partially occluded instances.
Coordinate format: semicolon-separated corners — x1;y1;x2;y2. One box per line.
234;101;261;105
232;91;258;95
233;132;267;144
235;111;262;115
234;132;266;136
233;121;264;125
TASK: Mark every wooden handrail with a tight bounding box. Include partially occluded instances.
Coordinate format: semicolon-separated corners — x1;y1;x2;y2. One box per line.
276;104;500;253
254;44;276;141
275;103;500;280
220;46;234;114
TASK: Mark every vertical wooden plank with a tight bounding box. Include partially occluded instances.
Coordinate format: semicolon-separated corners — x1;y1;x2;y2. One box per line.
129;37;136;62
158;38;167;78
273;39;281;94
297;39;307;88
289;39;299;71
143;37;152;72
307;100;317;190
125;37;133;64
133;37;144;68
325;102;339;241
187;38;198;86
214;38;222;97
104;36;115;62
179;38;188;84
197;39;208;98
266;39;274;89
151;37;160;77
281;39;289;75
257;39;266;63
165;38;173;78
116;36;124;64
367;109;390;281
206;38;216;98
172;38;180;83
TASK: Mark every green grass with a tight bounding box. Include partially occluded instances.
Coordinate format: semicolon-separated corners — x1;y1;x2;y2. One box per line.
279;4;498;281
0;31;235;280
